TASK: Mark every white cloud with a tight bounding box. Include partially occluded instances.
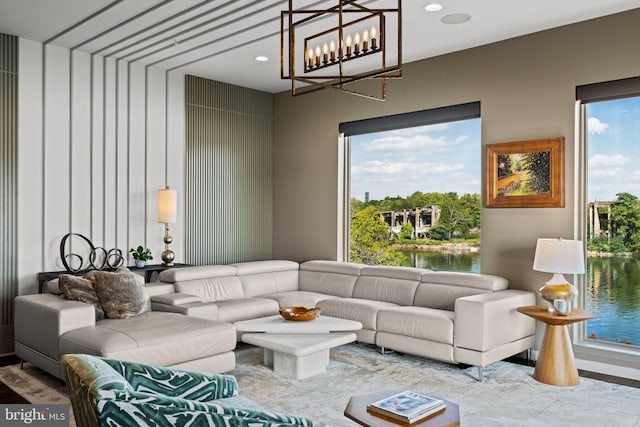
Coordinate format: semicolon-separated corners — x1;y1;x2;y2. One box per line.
588;154;629;168
364;134;469;152
385;123;451;137
352;160;464;175
588;117;609;134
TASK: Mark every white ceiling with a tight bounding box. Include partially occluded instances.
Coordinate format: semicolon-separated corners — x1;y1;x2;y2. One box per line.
0;0;638;93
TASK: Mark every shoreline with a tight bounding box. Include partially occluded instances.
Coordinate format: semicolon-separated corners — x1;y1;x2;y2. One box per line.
394;243;479;253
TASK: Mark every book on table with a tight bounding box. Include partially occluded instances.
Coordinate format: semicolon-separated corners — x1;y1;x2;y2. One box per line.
367;391;446;424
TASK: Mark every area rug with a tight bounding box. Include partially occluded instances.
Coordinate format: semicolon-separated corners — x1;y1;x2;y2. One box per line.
231;343;640;427
1;344;639;427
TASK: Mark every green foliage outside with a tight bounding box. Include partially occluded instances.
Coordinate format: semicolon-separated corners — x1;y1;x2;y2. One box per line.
349;192;481;266
588;192;640;254
349;206;409;266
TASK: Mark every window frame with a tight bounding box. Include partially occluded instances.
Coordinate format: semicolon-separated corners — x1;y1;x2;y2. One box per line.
337;101;481;263
573;76;640;372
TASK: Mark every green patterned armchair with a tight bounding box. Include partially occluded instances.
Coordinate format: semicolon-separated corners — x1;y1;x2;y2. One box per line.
61;354;314;427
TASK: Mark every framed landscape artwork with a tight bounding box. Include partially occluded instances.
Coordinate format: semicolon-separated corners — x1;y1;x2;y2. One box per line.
485;137;564;208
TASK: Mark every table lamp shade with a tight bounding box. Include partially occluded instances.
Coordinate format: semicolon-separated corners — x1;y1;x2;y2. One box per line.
158;188;177;224
533;238;585;275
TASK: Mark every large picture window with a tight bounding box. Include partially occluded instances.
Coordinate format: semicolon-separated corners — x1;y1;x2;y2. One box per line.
577;76;640;355
339;102;481;272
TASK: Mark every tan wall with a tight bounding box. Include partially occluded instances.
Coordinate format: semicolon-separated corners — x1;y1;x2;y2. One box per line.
273;8;640;296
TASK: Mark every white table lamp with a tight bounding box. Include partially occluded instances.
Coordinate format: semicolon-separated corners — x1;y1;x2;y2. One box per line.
158;186;177;266
533;237;585;315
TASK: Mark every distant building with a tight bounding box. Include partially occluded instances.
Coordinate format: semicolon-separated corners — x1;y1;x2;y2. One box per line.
365;192;370;203
380;206;441;238
589;201;613;238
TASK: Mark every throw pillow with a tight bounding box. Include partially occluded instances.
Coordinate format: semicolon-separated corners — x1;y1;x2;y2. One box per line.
58;274;106;321
93;271;149;319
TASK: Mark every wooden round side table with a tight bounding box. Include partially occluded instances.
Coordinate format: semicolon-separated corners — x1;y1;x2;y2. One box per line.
517;305;596;386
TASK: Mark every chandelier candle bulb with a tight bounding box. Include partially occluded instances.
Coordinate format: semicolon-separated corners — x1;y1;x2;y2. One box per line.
362;30;369;51
329;40;336;61
370;26;377;49
307;48;313;68
315;46;321;66
322;43;328;64
354;32;361;54
346;35;352;56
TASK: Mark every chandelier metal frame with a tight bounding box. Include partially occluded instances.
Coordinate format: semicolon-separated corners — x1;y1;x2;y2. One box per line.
281;0;402;101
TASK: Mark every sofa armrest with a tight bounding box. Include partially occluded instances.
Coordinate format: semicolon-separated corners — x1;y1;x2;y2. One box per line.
99;356;238;400
15;294;96;361
454;290;535;352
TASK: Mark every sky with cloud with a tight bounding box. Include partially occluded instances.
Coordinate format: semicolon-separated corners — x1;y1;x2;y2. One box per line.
587;96;640;202
350;119;481;201
351;96;639;203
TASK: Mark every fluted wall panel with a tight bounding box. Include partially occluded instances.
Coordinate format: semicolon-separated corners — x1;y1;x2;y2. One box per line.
17;39;186;297
0;34;18;326
185;76;272;265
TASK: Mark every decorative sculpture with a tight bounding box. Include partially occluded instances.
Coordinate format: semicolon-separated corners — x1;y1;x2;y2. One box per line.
59;233;124;273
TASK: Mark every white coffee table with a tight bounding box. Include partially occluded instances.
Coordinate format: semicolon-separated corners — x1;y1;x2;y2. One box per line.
235;315;362;379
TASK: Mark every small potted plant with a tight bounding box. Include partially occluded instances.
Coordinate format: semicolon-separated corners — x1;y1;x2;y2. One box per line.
130;246;153;268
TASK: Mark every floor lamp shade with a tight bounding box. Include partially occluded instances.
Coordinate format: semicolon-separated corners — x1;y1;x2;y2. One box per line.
158;188;177;224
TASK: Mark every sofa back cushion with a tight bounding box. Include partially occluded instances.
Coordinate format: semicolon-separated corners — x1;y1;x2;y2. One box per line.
175;276;244;302
414;271;509;310
231;260;299;298
298;261;362;298
352;266;424;305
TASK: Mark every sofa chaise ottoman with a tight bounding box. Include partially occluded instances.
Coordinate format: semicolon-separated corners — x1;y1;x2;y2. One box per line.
14;270;237;380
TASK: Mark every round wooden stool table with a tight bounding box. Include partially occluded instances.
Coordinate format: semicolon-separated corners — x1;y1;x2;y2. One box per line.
517;305;596;386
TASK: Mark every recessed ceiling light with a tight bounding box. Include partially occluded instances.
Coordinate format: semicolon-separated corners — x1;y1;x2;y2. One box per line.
441;13;471;25
425;3;443;12
254;55;269;62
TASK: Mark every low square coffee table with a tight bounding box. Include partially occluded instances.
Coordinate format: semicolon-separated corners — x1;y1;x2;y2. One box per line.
234;315;362;379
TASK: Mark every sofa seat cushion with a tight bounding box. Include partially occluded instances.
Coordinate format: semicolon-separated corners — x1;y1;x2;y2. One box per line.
261;291;338;308
377;306;455;345
317;298;397;330
59;312;235;367
214;298;279;323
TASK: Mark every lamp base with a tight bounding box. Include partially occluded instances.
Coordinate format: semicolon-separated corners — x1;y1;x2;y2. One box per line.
161;249;175;267
539;281;578;316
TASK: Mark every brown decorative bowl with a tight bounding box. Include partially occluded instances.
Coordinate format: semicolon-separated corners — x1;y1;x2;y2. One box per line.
279;306;321;321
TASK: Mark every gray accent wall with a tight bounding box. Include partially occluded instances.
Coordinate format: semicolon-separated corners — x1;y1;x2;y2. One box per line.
0;33;18;351
185;76;273;265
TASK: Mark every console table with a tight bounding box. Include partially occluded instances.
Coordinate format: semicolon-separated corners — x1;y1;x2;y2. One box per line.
38;263;192;293
517;305;596;386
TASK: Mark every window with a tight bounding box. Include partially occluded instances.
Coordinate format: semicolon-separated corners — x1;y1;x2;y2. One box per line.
577;76;640;355
339;102;481;272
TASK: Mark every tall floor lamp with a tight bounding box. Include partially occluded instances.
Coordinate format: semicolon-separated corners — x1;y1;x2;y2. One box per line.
158;186;177;267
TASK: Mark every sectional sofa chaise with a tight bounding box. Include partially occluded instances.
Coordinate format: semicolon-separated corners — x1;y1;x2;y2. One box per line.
15;260;535;380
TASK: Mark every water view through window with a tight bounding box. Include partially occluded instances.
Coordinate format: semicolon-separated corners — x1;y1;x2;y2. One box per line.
349;118;481;271
586;96;640;347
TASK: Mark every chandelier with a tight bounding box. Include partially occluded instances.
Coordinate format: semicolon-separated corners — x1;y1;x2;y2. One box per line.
281;0;402;101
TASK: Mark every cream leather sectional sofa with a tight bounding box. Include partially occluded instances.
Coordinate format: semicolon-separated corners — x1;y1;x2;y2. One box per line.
15;259;535;380
154;259;536;378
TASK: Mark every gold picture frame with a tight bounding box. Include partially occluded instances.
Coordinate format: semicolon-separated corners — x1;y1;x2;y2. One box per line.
485;137;564;208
